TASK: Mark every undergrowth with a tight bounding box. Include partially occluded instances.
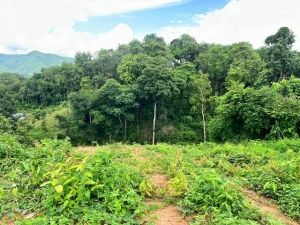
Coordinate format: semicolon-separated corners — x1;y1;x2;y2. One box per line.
1;137;299;224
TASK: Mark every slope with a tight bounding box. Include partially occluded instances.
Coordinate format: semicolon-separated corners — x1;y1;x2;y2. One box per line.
0;51;73;76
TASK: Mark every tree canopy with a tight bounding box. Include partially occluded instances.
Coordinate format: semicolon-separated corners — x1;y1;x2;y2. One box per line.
2;26;300;144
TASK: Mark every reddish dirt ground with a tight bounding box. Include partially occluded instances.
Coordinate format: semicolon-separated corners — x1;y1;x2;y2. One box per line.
150;205;190;225
150;173;169;189
243;189;299;225
143;200;191;225
76;146;97;155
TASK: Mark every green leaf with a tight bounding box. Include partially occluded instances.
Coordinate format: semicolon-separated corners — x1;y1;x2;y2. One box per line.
55;185;63;193
85;179;96;185
91;184;104;191
84;172;93;178
40;181;51;187
62;200;70;209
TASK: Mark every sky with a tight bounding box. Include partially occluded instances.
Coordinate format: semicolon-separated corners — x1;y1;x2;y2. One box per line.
0;0;300;56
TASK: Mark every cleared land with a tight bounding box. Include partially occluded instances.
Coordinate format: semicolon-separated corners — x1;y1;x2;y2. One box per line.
0;139;299;224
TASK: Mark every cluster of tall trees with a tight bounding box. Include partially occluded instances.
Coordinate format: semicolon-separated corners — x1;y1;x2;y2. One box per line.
1;27;300;144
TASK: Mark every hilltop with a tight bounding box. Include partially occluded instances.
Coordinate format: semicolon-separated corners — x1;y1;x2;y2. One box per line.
0;51;73;76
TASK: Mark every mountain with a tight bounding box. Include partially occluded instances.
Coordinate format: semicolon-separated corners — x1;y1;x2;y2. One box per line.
0;51;73;76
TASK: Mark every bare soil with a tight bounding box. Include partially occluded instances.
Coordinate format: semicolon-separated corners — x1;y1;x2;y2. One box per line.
150;173;169;189
143;170;190;224
76;146;97;155
243;189;299;225
143;200;191;225
149;205;190;225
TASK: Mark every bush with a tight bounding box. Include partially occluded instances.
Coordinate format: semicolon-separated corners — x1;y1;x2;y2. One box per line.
180;169;247;216
278;184;300;219
262;138;300;153
40;150;144;224
31;138;72;162
0;115;12;133
0;134;26;158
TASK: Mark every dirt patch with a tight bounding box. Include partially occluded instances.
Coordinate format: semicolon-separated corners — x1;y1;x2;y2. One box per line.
144;204;190;225
143;176;191;224
132;146;145;155
150;174;169;189
76;146;97;155
243;189;299;225
131;147;148;162
0;218;14;225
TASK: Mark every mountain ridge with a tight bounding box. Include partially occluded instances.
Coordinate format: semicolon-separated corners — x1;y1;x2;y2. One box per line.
0;51;73;76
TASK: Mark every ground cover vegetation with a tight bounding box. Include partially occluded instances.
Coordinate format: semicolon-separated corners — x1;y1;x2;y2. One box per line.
0;138;299;224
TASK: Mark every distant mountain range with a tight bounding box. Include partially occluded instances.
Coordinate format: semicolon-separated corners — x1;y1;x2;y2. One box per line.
0;51;73;76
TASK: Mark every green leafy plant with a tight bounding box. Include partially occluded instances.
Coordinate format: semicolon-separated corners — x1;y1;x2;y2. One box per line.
139;179;154;197
180;170;248;216
167;171;188;197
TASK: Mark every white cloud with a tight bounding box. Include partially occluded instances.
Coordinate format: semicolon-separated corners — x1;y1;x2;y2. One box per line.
159;0;300;49
0;0;182;56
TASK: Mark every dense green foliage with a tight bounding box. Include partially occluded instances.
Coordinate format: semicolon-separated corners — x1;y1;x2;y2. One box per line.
0;28;297;144
209;78;300;141
0;138;145;224
1;27;300;144
0;51;73;76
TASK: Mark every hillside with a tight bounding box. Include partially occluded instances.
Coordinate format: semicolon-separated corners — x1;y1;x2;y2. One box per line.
0;51;73;76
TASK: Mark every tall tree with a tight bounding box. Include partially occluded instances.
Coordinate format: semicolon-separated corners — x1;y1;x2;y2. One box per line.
170;34;199;63
69;77;96;125
143;34;169;57
137;57;178;144
0;85;17;117
226;42;266;87
189;73;212;142
197;45;231;95
264;27;295;81
117;54;148;84
93;49;121;79
75;52;94;78
97;79;138;141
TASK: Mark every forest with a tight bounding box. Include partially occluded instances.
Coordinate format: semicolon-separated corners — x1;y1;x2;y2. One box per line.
1;26;300;145
0;27;300;225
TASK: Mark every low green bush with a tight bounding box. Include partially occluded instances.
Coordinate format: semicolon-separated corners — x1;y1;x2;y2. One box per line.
0;133;26;159
12;148;145;224
180;169;247;216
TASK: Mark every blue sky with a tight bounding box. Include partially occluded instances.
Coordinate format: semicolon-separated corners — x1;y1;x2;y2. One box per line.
1;0;300;56
74;0;227;38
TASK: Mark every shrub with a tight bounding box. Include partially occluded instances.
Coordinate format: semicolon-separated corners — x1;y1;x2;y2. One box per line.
278;184;300;220
0;134;26;158
40;150;144;223
180;170;247;216
167;171;188;197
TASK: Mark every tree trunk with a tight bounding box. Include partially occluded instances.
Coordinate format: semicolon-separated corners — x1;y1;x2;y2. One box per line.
280;67;283;80
200;89;207;142
124;118;127;141
201;102;206;142
136;108;140;141
152;99;157;145
89;112;92;124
